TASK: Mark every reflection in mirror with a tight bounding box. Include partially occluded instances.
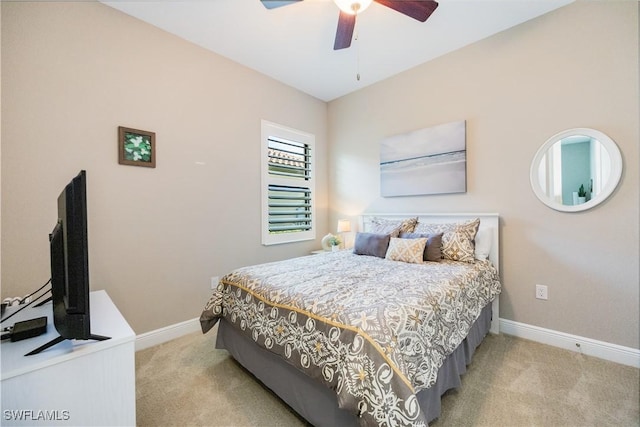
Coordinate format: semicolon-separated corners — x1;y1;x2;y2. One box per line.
530;128;622;212
536;136;611;205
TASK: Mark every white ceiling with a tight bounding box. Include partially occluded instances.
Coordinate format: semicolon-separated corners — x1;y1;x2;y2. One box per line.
101;0;574;101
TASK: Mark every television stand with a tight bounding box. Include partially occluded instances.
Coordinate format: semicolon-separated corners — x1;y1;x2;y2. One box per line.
25;333;110;356
1;290;135;426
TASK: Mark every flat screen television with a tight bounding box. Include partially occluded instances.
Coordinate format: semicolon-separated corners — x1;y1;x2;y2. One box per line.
27;170;109;356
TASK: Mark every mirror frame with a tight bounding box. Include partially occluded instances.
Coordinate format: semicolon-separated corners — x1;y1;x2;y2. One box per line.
530;128;623;212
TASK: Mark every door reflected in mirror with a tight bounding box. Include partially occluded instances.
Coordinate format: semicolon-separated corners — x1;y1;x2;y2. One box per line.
536;135;611;205
530;128;622;212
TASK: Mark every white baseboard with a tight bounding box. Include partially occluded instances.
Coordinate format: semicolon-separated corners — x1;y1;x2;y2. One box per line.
500;318;640;368
134;316;640;368
135;317;201;352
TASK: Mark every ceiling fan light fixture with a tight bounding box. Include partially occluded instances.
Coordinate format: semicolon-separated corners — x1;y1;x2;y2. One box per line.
333;0;373;15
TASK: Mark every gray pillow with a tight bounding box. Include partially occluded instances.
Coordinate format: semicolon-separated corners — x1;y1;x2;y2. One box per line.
399;232;443;262
353;232;391;258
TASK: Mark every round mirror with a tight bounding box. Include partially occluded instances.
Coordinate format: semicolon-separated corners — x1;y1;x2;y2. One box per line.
530;128;623;212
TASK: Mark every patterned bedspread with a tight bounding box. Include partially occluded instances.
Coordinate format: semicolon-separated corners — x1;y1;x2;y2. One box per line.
200;251;501;426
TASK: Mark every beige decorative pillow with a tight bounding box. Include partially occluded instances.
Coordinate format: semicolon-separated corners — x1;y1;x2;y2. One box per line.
385;237;427;264
399;232;443;262
366;217;418;237
413;218;480;263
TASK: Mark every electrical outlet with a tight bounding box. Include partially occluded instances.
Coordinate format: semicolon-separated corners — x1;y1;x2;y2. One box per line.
535;284;548;300
210;276;219;290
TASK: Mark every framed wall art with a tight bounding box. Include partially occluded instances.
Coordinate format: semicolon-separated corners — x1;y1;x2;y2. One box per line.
118;126;156;168
380;120;466;197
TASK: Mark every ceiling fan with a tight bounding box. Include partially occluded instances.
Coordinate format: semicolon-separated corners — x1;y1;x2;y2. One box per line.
260;0;439;50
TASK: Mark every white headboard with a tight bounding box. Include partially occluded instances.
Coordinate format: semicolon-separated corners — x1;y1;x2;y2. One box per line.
358;212;501;333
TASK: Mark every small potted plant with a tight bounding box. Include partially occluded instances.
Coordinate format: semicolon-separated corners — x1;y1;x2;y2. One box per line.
327;235;342;251
577;184;587;204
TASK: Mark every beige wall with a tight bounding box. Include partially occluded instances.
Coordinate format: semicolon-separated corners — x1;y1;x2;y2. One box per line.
2;1;638;350
328;1;639;349
1;2;328;333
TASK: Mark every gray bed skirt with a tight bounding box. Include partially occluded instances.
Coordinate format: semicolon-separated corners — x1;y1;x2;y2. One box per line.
215;301;493;426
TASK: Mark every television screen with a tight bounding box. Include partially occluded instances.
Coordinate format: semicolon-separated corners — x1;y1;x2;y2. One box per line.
26;170;109;356
52;170;90;339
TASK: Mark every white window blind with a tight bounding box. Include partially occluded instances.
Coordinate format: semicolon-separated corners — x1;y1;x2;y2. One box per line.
261;121;315;245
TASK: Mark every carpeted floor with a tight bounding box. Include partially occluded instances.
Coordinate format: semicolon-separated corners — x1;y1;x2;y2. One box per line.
136;325;639;426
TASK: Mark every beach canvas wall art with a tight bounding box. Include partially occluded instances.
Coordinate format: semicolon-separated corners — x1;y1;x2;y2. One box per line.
380;121;466;197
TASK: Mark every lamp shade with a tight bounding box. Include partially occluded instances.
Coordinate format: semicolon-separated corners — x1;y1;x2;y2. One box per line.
337;219;351;233
333;0;373;15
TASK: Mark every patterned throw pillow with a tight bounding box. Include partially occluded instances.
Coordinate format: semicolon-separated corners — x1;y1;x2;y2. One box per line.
366;217;418;237
385;237;427;264
413;218;480;263
399;232;443;262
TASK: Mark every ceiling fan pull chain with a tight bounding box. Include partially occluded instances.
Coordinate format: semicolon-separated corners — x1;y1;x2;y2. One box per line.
355;30;361;81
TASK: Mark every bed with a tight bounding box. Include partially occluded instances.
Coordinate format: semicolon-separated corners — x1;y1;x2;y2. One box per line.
200;213;501;426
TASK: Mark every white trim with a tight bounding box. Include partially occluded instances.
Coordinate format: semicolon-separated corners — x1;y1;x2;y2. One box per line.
261;120;316;246
135;317;201;352
500;318;640;368
134;316;640;368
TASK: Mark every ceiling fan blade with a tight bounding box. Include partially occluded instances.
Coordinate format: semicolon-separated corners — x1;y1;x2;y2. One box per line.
260;0;303;9
374;0;438;22
334;11;356;50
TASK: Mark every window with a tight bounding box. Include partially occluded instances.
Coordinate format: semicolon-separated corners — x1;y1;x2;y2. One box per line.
261;120;315;245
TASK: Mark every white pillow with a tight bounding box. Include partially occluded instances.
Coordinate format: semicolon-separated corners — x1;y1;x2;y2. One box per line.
474;227;492;260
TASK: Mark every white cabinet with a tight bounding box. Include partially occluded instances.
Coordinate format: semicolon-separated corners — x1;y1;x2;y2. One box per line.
1;290;136;426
